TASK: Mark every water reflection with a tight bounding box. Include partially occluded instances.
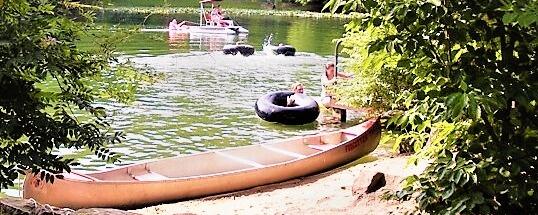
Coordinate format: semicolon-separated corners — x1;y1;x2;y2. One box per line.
167;31;190;50
95;11;346;56
75;52;355;172
167;31;249;52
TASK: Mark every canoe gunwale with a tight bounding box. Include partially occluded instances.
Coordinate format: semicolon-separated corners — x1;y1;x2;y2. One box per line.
30;120;374;184
68;130;339;178
58;136;354;184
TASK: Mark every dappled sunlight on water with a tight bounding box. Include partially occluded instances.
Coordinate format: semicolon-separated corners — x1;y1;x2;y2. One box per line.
71;52;360;171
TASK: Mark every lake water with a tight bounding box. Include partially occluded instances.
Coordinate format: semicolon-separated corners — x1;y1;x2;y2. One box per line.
96;11;347;55
3;11;362;197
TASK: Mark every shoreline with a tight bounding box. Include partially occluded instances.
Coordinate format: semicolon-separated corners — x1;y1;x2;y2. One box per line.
132;149;424;215
0;149;424;214
100;7;356;19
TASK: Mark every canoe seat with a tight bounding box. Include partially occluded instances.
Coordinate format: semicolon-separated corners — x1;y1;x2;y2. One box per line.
215;151;265;168
133;171;169;181
307;144;337;151
260;144;307;159
128;164;170;181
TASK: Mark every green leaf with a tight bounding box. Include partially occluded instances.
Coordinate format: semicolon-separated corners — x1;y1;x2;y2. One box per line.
424;83;439;93
518;11;538;27
453;169;463;184
468;95;481;120
502;13;518;24
446;93;467;119
398;114;409;127
323;0;337;12
417;119;431;132
405;92;416;108
442;184;455;200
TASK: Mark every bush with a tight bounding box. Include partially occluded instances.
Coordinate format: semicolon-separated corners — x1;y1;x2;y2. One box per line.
326;0;538;213
0;0;122;188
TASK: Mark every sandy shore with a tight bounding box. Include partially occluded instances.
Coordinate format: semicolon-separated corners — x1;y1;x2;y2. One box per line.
132;149;425;215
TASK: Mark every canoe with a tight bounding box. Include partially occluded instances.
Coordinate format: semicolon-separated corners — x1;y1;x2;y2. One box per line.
23;118;381;209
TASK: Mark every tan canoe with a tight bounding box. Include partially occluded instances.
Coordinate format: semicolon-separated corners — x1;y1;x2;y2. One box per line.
24;118;381;209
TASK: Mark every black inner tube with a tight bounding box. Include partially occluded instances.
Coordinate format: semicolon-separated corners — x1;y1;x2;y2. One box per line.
271;45;295;56
223;45;254;56
255;91;319;125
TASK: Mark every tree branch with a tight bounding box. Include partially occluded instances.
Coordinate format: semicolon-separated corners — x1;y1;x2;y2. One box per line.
479;104;500;143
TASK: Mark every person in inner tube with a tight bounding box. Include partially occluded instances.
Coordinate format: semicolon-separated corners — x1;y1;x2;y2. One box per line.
287;82;305;107
321;62;353;106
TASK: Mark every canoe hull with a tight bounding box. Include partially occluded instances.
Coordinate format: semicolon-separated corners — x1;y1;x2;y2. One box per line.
24;118;381;209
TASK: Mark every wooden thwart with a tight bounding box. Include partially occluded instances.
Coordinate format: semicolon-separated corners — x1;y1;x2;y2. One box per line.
215;151;265;168
260;144;307;159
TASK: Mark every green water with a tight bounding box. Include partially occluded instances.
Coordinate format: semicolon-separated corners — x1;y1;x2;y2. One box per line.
2;11;363;197
94;11;346;56
75;11;353;168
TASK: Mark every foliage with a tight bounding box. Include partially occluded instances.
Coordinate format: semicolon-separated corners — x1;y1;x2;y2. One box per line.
107;0;305;10
0;0;124;189
92;61;165;104
102;6;352;19
331;24;409;112
327;0;537;214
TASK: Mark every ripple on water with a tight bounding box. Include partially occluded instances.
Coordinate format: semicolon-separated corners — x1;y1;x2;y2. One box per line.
51;52;361;172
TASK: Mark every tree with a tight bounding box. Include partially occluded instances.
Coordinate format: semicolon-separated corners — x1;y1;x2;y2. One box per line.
326;0;537;213
0;0;121;189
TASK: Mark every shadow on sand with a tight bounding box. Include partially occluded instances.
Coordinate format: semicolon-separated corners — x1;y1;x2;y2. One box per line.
199;154;380;201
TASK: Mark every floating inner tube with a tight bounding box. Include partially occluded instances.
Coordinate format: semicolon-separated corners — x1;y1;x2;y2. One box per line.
255;91;320;125
271;45;296;56
223;44;255;56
